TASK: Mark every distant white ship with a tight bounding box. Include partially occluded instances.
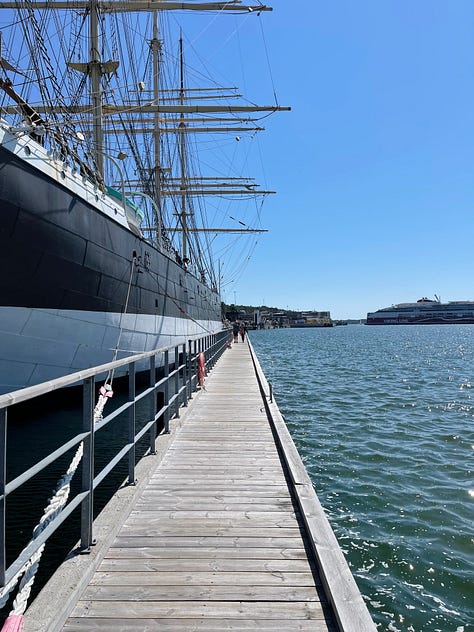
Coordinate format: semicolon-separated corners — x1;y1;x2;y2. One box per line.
366;296;474;325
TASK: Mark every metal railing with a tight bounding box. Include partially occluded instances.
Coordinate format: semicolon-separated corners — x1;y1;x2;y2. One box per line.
0;329;229;589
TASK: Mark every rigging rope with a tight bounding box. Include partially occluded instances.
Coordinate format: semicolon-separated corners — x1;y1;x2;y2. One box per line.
92;256;137;422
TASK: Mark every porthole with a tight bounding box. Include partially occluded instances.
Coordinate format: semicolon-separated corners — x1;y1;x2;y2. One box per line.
61;171;66;180
24;146;31;156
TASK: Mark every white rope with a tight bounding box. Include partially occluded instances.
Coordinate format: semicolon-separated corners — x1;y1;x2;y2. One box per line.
8;442;85;616
10;546;45;617
93;383;114;423
0;442;83;613
0;383;112;620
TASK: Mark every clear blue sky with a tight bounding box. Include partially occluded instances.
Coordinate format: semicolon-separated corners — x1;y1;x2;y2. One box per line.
180;1;474;319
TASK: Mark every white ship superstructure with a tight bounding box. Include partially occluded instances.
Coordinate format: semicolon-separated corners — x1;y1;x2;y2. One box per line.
367;297;474;325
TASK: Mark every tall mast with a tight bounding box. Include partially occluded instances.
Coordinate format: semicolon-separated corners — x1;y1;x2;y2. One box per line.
90;0;104;175
152;9;162;227
179;32;188;260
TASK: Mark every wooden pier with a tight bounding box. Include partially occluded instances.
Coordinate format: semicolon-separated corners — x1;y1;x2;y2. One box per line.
24;340;375;631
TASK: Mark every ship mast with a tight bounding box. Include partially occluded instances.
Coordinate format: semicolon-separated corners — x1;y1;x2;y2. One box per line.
90;0;104;175
152;10;162;233
178;32;188;260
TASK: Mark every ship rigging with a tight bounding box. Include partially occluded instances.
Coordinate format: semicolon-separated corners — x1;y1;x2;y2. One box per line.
0;0;289;393
0;0;289;289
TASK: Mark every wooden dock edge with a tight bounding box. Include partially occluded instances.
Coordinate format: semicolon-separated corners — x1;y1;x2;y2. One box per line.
247;338;377;632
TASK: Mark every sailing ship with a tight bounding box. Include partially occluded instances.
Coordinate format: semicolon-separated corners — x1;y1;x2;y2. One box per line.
0;0;288;394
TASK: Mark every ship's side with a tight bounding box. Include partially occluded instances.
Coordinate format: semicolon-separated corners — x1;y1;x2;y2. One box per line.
0;123;221;393
366;300;474;325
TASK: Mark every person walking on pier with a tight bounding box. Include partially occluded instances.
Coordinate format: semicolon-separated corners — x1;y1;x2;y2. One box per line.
232;322;239;343
239;324;247;342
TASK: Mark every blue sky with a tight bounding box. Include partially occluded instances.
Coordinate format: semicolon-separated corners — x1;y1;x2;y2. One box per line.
180;1;474;319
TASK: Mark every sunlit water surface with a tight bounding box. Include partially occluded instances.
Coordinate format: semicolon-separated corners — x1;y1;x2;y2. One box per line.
249;325;473;632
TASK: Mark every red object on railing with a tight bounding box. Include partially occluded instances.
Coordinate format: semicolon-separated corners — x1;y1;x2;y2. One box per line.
198;352;206;387
1;615;24;632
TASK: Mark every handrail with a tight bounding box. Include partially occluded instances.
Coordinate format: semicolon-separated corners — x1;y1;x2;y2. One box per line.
0;340;192;409
0;329;229;597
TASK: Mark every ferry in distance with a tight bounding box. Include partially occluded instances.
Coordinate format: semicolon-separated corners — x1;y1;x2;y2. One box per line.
366;296;474;325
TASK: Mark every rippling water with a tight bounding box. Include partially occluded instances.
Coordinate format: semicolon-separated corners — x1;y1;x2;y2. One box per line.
249;325;473;632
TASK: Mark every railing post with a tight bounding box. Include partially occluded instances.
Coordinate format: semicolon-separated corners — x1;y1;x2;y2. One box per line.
174;346;180;418
0;407;6;586
164;349;170;433
194;339;199;392
149;354;156;454
81;377;94;551
187;339;193;401
128;362;136;485
220;330;225;357
192;339;197;393
182;343;188;407
207;334;212;369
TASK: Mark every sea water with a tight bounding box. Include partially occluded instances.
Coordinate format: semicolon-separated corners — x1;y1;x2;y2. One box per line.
249;325;473;632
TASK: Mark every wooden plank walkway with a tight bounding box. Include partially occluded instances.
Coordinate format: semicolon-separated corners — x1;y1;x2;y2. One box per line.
12;334;378;632
61;340;338;631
